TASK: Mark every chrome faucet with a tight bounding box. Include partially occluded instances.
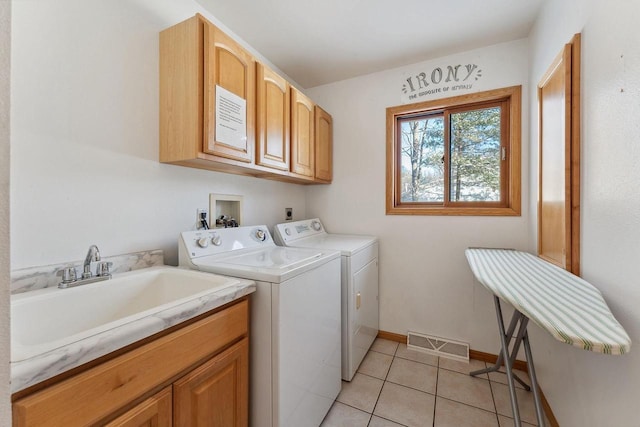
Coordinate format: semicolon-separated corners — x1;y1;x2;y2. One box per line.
58;245;112;289
82;245;101;279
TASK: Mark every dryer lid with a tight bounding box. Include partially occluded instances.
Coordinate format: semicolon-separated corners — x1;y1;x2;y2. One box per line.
281;234;377;256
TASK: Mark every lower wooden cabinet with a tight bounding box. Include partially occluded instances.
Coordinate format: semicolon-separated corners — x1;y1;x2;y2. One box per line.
105;339;249;427
174;338;248;427
12;298;249;427
105;386;173;427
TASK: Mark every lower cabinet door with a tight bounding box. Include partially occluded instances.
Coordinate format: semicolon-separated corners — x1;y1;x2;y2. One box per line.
105;386;172;427
173;338;249;427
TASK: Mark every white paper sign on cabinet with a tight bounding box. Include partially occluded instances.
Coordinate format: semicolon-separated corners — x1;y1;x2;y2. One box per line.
215;85;247;149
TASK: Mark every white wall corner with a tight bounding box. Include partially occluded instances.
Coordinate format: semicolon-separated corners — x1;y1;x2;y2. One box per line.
527;0;640;425
0;0;11;423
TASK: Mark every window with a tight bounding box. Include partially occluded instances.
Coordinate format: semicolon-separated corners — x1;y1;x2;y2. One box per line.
386;86;521;216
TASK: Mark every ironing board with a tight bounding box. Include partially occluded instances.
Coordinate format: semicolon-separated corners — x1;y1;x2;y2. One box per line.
465;248;631;426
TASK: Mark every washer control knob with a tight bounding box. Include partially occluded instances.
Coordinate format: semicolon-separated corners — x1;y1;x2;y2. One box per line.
255;229;267;241
311;220;322;231
284;228;292;236
211;234;222;246
197;237;209;248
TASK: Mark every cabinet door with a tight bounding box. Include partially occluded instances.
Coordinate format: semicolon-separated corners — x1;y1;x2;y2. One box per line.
104;387;172;427
203;23;255;163
256;63;290;171
538;34;581;275
314;106;333;182
290;88;315;178
174;338;249;427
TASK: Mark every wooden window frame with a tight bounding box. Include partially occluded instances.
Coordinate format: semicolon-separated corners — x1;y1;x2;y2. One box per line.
386;86;522;216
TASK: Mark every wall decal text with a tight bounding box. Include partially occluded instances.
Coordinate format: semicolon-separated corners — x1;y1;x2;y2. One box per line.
401;64;483;103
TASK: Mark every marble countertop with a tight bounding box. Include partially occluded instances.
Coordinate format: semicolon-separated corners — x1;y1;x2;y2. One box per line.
11;266;256;393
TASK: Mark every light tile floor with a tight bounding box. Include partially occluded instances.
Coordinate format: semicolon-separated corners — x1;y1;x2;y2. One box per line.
321;338;549;427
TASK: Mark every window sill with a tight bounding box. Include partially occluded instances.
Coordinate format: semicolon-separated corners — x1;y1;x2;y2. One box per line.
385;205;521;216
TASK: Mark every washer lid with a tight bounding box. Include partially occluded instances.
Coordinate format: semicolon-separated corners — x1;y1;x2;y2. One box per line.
191;246;340;283
212;246;323;269
283;234;378;256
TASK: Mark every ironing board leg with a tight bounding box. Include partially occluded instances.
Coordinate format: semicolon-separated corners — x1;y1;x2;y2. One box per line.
474;297;546;426
524;330;546;426
492;296;522;427
471;308;520;374
470;307;532;392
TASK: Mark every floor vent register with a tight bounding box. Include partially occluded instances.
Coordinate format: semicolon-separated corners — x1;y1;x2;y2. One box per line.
407;331;469;362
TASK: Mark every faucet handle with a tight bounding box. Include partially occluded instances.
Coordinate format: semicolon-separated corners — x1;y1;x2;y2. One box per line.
57;267;77;286
96;261;113;277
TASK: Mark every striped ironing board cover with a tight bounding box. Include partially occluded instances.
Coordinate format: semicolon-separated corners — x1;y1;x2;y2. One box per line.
465;248;631;355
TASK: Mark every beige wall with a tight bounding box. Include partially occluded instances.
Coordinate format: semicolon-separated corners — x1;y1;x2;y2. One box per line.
10;0;307;271
306;39;531;354
0;0;10;423
528;0;640;424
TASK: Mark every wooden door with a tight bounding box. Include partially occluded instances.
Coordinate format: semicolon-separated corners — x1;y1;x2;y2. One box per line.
256;63;290;170
104;387;172;427
290;88;315;178
203;23;255;163
538;34;580;274
314;106;333;182
173;338;249;427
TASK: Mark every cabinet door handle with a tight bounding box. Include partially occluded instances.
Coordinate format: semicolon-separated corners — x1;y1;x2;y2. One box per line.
356;292;361;309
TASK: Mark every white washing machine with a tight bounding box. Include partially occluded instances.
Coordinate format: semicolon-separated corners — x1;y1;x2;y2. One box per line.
179;225;341;427
273;218;379;381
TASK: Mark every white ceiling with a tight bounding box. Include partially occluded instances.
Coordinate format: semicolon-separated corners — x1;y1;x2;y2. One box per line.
197;0;545;89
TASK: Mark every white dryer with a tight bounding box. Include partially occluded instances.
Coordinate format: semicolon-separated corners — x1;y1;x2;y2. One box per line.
274;218;379;381
179;225;341;427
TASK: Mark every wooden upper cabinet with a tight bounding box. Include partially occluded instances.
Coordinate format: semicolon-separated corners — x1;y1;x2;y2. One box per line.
203;22;255;163
314;106;333;182
159;15;332;184
159;15;204;165
291;88;315;178
256;63;290;171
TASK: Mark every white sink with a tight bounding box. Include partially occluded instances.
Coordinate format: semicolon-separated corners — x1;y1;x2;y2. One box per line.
11;266;250;363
